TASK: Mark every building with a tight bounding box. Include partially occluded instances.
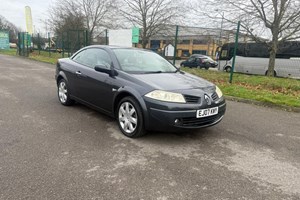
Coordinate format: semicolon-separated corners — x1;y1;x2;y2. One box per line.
136;26;254;59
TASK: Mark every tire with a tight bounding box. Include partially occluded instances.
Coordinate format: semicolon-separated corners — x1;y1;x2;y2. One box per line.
57;79;74;106
204;63;210;70
225;66;231;73
117;96;146;138
180;64;185;67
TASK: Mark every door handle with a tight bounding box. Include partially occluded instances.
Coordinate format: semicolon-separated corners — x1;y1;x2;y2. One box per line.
75;71;82;75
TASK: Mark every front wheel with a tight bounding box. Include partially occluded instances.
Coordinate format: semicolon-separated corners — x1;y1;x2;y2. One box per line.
117;97;146;138
57;79;74;106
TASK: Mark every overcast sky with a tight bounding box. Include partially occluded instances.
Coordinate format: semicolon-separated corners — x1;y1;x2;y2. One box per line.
0;0;53;34
0;0;228;37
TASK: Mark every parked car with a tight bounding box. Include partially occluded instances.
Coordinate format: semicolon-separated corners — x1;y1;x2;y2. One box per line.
180;54;218;69
55;46;226;138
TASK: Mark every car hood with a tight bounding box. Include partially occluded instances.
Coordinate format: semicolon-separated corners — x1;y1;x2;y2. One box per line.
131;72;214;91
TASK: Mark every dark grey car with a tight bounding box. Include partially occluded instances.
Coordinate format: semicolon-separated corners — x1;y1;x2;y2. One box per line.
55;45;226;137
180;54;218;69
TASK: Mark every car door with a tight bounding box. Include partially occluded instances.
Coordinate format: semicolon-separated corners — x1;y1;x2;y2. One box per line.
73;48;115;113
186;57;197;67
68;49;88;98
195;58;202;67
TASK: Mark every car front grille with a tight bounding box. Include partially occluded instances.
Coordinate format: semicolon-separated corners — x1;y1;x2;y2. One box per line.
184;92;218;104
211;92;219;101
184;95;200;103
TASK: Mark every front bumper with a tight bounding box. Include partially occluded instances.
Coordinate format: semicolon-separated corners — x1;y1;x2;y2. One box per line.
143;97;226;132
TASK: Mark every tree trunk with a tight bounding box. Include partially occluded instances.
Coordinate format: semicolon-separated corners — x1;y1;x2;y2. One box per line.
267;47;276;76
267;35;279;77
141;29;148;48
142;39;147;48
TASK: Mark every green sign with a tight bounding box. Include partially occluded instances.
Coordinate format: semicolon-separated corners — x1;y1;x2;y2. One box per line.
19;32;31;48
132;27;139;44
25;33;31;46
0;31;9;49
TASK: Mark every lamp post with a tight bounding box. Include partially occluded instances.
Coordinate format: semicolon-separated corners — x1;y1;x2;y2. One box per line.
215;10;224;70
218;12;224;47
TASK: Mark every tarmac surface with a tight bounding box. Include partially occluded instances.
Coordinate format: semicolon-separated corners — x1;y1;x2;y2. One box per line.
0;54;300;199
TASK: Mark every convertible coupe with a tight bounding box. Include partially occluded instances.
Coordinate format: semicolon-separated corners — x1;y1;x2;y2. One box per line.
55;45;226;137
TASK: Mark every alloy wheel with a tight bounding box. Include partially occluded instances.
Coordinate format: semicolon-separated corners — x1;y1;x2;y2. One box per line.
118;102;138;134
58;81;68;103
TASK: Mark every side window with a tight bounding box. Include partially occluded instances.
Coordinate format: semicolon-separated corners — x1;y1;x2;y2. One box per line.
72;50;86;63
94;49;111;69
188;57;195;62
72;48;111;69
221;50;228;58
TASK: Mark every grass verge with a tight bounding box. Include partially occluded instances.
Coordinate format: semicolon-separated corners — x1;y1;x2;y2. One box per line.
0;49;62;64
182;68;300;108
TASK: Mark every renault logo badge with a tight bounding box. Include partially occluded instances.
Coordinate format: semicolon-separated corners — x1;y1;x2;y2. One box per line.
204;94;211;105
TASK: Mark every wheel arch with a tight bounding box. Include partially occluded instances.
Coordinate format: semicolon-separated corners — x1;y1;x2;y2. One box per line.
56;71;68;86
113;87;150;130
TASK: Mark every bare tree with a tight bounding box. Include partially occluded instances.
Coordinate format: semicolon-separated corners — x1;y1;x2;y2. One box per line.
49;0;114;42
117;0;183;48
78;0;115;41
49;1;85;35
193;0;300;76
0;15;20;42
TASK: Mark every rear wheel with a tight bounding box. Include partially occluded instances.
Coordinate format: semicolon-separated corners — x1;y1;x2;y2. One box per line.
204;63;210;70
57;79;74;106
225;66;232;73
117;97;146;138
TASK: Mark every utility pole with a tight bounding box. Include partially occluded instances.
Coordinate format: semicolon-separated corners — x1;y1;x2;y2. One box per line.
229;21;240;84
218;12;224;47
216;10;224;70
173;25;179;65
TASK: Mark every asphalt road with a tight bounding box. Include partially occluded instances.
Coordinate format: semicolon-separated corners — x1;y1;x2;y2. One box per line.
0;54;300;200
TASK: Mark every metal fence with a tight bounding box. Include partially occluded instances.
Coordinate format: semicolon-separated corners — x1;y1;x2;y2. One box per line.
15;24;300;80
17;30;89;58
17;32;31;57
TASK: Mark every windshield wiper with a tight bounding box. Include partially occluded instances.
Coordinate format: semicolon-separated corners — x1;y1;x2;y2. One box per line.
174;68;184;74
143;71;163;74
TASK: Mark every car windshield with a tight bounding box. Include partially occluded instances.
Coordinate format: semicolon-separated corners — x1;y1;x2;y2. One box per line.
113;48;177;73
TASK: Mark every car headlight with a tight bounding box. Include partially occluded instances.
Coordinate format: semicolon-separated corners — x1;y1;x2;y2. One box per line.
145;90;186;103
215;86;223;98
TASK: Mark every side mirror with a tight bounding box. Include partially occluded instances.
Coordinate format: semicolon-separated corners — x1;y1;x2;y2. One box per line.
94;65;117;76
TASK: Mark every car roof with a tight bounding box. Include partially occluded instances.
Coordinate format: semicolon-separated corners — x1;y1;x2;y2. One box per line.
191;54;208;57
85;45;148;51
70;45;154;59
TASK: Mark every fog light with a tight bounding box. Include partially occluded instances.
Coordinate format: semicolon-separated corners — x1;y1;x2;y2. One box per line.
174;119;181;125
